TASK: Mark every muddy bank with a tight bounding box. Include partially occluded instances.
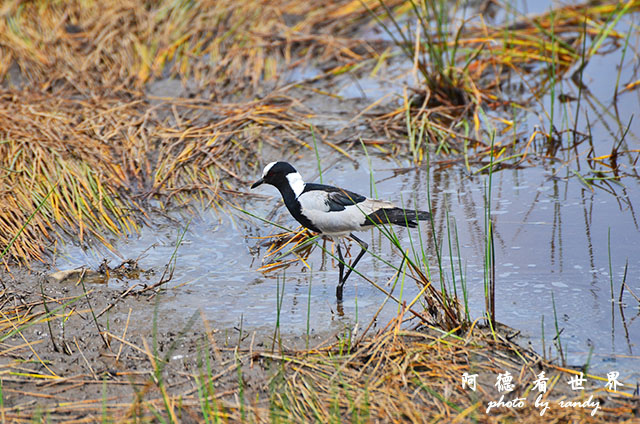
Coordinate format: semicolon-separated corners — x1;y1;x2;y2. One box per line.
0;266;327;420
1;268;637;422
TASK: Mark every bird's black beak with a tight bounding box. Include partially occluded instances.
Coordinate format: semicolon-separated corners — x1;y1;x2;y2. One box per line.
251;178;264;189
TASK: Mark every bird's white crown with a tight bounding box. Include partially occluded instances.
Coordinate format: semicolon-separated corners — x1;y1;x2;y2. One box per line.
262;161;277;178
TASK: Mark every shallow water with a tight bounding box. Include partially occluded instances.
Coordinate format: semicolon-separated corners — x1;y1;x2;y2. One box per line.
54;0;640;380
55;168;426;338
56;149;640;377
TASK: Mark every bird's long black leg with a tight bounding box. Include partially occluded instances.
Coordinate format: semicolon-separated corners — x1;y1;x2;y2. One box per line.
336;242;345;300
340;233;368;287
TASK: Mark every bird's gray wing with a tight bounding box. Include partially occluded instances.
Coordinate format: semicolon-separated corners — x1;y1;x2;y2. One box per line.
303;183;366;212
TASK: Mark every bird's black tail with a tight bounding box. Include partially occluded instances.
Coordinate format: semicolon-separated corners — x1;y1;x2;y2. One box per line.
363;207;431;228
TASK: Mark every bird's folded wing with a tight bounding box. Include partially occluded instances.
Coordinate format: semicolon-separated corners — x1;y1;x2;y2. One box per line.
302;183;366;212
325;189;367;211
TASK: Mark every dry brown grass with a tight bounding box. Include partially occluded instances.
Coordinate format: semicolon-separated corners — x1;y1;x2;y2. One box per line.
269;314;639;423
2;0;635;262
0;90;143;263
0;0;393;90
0;86;313;263
0;0;397;264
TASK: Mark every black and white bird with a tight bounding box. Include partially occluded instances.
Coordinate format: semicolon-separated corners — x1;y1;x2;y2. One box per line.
251;161;431;300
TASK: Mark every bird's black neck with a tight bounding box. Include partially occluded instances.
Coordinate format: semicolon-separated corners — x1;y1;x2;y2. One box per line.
275;182;298;211
275;182;320;233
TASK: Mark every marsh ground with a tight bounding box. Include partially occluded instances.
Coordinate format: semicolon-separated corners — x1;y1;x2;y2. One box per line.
1;0;639;422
